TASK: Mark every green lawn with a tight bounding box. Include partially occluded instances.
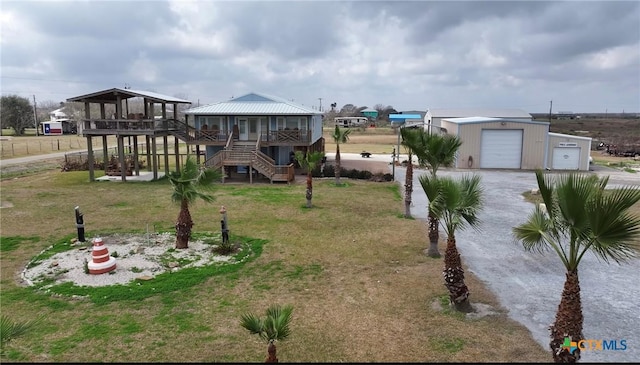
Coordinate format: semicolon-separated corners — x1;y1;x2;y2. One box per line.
0;167;550;362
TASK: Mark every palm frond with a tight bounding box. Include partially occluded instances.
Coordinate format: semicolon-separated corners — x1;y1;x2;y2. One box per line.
295;151;324;173
418;173;441;201
332;125;351;144
585;186;640;264
1;315;43;350
518;170;640;270
240;304;293;344
169;156;219;205
405;131;461;175
428;174;483;237
240;313;265;337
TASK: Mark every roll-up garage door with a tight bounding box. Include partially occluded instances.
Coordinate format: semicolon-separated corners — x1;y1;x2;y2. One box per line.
480;129;523;169
552;147;580;170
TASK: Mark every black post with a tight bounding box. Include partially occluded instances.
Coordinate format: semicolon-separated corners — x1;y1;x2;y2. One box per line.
75;206;85;242
220;206;229;245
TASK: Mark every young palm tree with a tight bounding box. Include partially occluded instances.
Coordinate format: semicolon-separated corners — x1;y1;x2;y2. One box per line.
412;132;463;257
1;315;43;357
168;155;222;249
513;170;640;363
331;125;351;186
422;173;483;313
294;150;325;208
240;304;294;363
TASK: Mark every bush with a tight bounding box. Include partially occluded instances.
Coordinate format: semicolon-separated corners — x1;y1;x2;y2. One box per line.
312;164;390;182
312;164;335;178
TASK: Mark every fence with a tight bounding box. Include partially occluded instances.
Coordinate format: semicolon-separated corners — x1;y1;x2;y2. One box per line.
0;136;123;158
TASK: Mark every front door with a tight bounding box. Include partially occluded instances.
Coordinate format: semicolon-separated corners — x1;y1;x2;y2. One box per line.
248;117;259;140
237;118;248;140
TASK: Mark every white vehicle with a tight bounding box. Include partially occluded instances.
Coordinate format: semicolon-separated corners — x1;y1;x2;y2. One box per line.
334;116;369;128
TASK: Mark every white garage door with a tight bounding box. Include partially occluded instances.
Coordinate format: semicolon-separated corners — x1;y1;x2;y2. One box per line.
480;129;523;169
552;147;580;170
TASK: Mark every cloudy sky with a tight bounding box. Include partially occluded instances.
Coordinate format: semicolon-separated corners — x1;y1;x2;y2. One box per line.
1;0;639;114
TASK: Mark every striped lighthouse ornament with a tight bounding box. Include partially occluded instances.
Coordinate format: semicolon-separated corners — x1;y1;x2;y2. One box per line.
87;237;117;274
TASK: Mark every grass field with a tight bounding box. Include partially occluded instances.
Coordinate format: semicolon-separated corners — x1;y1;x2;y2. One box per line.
0;129;554;362
1;121;636;362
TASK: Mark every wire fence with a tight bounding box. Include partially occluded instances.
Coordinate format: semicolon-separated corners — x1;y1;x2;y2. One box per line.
0;137;93;158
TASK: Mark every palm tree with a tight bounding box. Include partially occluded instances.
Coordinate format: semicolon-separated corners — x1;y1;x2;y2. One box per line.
331;125;351;186
513;170;640;363
424;173;483;313
168;155;222;249
412;132;463;257
294;150;325;208
240;304;294;363
399;127;424;219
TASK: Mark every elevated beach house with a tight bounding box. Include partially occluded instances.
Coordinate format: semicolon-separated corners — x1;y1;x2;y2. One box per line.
67;89;324;183
183;92;325;183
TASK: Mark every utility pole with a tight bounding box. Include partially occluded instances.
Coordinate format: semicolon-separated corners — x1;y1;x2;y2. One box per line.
548;100;553;123
33;95;39;136
318;97;323;112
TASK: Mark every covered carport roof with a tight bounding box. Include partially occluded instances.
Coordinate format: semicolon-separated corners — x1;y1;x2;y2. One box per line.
66;87;191;104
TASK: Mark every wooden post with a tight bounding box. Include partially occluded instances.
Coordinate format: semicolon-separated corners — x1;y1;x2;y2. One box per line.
152;137;158;180
133;136;140;176
118;135;126;182
87;136;95;182
102;135;108;174
163;135;169;176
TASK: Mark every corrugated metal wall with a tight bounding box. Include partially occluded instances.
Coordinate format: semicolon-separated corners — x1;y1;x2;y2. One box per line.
547;133;592;171
448;121;548;170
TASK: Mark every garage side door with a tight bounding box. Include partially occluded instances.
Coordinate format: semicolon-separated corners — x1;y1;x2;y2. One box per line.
480;129;523;169
552;147;580;170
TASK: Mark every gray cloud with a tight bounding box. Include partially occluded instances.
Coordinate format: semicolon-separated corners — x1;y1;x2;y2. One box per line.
1;0;638;113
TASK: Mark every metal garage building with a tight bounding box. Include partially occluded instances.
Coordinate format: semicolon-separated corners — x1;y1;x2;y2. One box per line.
547;132;592;171
440;117;592;171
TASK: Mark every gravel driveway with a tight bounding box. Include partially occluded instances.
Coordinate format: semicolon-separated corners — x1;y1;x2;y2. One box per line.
330;153;640;362
390;164;639;363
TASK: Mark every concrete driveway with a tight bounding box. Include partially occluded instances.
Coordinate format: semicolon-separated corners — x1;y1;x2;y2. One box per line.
391;165;639;362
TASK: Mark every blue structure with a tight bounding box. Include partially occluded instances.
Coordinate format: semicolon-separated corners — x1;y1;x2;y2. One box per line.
389;113;423;126
388;114;423;179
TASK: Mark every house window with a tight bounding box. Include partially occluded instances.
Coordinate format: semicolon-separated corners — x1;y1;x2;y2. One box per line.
277;117;286;130
286;117;299;130
201;116;223;130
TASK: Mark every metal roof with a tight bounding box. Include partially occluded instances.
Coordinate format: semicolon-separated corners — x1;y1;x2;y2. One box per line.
389;114;423;120
427;108;532;119
66;87;191;104
184;92;322;115
442;117;549;125
548;132;592;141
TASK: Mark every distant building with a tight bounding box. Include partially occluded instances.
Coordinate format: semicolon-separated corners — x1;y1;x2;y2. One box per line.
47;107;77;134
399;110;426;126
361;108;378;120
425;108;532;134
555;111;576;120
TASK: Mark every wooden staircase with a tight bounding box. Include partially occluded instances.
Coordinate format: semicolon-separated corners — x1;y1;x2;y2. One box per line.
204;141;294;183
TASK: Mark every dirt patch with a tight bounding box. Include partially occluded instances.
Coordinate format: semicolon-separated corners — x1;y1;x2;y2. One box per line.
0;201;14;208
